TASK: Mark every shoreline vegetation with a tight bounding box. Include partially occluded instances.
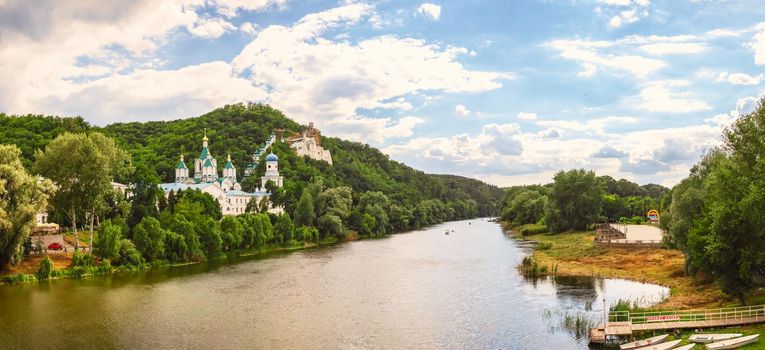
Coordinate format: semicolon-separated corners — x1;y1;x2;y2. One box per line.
0;236;332;285
502;221;738;310
1;221;447;286
0;233;345;285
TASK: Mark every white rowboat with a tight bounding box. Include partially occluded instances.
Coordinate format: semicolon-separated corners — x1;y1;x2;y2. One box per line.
639;339;682;350
689;334;743;344
706;334;759;350
673;345;696;350
620;334;669;350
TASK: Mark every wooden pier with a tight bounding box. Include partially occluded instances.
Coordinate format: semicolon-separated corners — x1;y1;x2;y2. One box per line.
589;304;765;344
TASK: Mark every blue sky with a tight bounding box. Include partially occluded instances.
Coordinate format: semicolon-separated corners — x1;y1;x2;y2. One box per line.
1;0;764;187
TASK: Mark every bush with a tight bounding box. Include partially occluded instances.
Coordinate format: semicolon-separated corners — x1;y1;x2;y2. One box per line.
71;252;93;267
117;239;143;266
95;220;122;261
37;256;54;280
519;223;548;235
4;272;35;284
618;217;629;224
296;226;319;243
133;217;166;261
96;259;113;274
630;216;644;225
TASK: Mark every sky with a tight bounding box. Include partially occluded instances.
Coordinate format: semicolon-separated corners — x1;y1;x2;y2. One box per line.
1;0;764;187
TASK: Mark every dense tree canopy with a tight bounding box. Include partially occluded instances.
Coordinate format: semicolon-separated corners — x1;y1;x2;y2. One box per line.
545;169;604;233
0;145;55;269
663;98;765;301
500;171;669;233
33;132;131;250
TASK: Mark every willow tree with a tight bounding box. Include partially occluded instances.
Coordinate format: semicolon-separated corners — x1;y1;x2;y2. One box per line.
0;144;55;269
34;132;130;252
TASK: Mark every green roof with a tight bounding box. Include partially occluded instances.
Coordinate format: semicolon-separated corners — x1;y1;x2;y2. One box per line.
199;147;209;160
224;160;234;169
203;158;213;167
176;161;187;169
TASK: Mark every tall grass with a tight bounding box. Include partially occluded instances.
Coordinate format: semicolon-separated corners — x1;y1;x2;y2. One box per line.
520;256;558;277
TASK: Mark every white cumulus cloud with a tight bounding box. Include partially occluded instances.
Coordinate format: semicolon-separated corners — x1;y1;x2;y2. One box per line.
639;42;706;55
752;24;765;65
716;72;763;85
638;80;710;113
516;112;538;120
232;3;511;142
455;104;471;116
416;3;441;20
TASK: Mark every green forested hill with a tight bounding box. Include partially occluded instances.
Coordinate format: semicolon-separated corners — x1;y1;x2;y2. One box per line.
0;103;503;217
0;115;90;169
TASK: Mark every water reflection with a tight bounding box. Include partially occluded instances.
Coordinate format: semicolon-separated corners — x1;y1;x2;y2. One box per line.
0;219;668;349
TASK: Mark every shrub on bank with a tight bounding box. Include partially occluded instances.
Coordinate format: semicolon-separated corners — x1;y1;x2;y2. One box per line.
37;256;54;280
519;223;548;235
2;272;36;284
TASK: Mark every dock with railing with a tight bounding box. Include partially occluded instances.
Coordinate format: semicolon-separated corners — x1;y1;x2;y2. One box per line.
589;305;765;344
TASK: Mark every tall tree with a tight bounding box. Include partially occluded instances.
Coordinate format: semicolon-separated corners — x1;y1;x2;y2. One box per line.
34;132;123;251
0;145;55;269
128;164;162;232
293;191;315;227
677;99;765;302
545;169;604;233
274;213;295;244
94;220;123;261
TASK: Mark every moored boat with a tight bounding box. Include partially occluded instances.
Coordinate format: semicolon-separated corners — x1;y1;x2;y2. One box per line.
620;334;669;350
706;334;759;350
639;339;682;350
673;345;695;350
689;333;743;344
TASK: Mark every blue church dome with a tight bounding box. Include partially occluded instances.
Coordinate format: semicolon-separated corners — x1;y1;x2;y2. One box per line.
266;153;278;162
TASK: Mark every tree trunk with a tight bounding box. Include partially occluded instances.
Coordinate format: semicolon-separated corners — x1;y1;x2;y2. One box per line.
89;210;95;254
72;208;78;252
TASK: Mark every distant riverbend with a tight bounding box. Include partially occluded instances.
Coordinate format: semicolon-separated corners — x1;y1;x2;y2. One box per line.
0;219;668;349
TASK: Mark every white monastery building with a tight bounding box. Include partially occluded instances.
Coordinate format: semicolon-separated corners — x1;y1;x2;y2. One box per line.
279;122;333;165
159;134;284;215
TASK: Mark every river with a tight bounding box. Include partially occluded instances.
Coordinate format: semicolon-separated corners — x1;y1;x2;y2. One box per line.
0;219;668;349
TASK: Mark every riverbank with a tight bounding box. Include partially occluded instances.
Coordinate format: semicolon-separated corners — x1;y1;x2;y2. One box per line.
502;222;725;309
0;238;340;285
0;224;413;285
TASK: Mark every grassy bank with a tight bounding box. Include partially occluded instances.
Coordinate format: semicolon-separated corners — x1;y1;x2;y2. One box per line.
503;222;725;309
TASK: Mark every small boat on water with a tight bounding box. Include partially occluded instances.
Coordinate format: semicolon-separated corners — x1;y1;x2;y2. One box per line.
673;345;696;350
620;334;669;350
706;334;759;350
689;333;743;344
639;340;682;350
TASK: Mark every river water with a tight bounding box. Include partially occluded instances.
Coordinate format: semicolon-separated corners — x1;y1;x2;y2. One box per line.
0;219;668;349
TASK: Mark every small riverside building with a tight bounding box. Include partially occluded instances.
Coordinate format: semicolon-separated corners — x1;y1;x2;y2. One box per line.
159;134;284;215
